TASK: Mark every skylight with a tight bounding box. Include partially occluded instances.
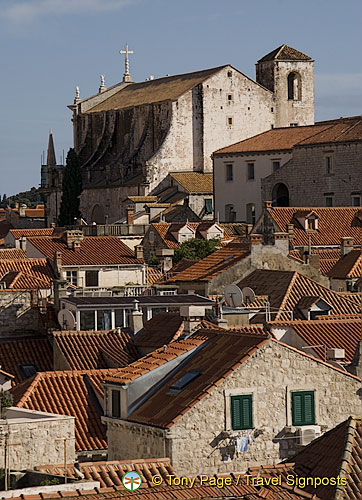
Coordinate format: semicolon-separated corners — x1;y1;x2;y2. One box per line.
167;369;202;394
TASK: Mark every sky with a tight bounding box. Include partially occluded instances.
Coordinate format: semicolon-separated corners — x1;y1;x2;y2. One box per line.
1;0;361;196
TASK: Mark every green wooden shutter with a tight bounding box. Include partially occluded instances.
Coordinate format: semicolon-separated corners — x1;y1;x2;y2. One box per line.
112;390;120;418
292;391;315;426
231;395;253;430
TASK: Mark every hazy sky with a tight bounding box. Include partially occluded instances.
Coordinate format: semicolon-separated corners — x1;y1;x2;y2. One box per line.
1;0;361;196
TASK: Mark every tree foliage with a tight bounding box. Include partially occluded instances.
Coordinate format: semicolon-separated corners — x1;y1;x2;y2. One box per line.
0;390;13;419
58;148;83;226
0;187;44;208
173;238;219;264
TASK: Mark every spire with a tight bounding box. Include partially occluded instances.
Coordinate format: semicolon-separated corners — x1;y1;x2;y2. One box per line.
119;44;134;82
47;129;56;167
74;86;81;104
99;74;106;93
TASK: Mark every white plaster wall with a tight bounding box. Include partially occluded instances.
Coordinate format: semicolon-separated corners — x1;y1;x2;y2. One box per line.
60;266;144;288
214;151;292;221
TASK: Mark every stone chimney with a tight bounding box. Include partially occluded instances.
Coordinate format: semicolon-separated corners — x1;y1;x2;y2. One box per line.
156;248;174;273
180;305;205;336
64;230;84;250
264;201;273;209
250;234;263;247
129;299;143;335
19;204;27;217
287;224;294;240
53;251;62;276
274;232;289;256
19;236;27;252
135;245;144;260
308;253;320;271
127;207;134;225
341;236;354;256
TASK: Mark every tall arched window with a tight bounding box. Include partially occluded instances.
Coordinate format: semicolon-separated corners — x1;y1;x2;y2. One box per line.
287;72;301;101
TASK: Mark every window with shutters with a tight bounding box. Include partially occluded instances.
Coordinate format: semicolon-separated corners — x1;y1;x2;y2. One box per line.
230;395;253;430
292;391;315;426
111;390;120;418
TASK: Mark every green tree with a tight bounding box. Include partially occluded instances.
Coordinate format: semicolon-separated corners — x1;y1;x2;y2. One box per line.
173;238;219;264
0;390;13;419
58;148;83;226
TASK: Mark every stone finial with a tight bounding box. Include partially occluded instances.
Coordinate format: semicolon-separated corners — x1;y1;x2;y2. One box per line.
74;86;81;104
120;44;134;83
99;74;106;93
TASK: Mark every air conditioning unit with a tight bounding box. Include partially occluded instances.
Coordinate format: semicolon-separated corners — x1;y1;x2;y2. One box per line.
327;348;345;360
296;425;321;446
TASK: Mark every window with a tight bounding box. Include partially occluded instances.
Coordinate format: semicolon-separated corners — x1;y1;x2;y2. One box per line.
247;163;255;180
111;390;120;418
168;370;202;394
231;395;253;430
225;204;236;222
271;107;274;112
226;164;233;181
85;270;99;287
66;270;77;286
325;197;333;207
272;161;280;172
325;156;333;176
288;72;301;101
246;203;256;225
227;94;233;102
227;117;233;126
227;71;232;78
290;123;298;127
204;198;213;214
292;391;315;426
352;196;361;207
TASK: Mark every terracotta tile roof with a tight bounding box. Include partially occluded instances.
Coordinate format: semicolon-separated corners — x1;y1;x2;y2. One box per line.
52;330;140;370
127;196;158;203
144;267;163;285
165;258;198;278
166;241;250;282
267;206;362;247
35;458;176;489
11;369;119;451
219;223;247;238
258;44;313;62
0;248;27;259
236;269;360;321
270;318;362;362
24;206;45;218
10;228;54;239
0;337;52;383
88;66;227;113
327;249;362;278
297;117;362;146
278;416;362;500
27;236;143;266
126;330;269;428
336;292;362;305
133;313;184;348
149;223;179;249
214;124;329;154
169;172;213;193
289;249;341;275
0;258;55;289
104;332;211;385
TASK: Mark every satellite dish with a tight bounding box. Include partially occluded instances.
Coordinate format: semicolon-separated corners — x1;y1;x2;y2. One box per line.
224;284;243;307
57;309;76;330
242;287;256;304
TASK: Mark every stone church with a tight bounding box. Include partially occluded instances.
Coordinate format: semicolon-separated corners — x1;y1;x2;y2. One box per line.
42;44;315;224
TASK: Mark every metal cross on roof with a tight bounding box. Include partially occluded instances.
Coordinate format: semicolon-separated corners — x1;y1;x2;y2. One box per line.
120;43;134;82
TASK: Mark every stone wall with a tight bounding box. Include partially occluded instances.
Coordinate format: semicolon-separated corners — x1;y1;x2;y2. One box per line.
1;410;75;470
261;142;362;207
0;291;43;337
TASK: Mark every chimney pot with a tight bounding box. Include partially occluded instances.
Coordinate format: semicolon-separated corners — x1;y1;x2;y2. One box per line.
264;201;273;209
127;207;134;225
250;234;263;246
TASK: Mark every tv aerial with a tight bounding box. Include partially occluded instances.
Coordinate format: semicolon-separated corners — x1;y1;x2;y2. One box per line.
224;284;243;307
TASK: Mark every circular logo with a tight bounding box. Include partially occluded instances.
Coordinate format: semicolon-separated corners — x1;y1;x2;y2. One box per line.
122;471;143;491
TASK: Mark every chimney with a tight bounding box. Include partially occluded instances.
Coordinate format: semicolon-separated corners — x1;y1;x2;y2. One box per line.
341;237;354;256
19;236;27;252
14;203;19;210
287;224;294;240
135;245;144;260
308;253;320;271
64;230;84;249
127;207;134;225
264;201;273;209
249;234;263;247
246;224;253;235
156;248;174;273
19;204;27;217
129;299;143;335
180;305;205;336
73;240;81;252
53;251;62;276
274;232;289;256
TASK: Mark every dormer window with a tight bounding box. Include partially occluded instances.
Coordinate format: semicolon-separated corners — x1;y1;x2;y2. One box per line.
306;218;318;231
167;370;202;395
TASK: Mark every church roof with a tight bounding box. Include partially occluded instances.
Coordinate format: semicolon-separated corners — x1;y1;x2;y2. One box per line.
87;66;228;113
258;44;313;62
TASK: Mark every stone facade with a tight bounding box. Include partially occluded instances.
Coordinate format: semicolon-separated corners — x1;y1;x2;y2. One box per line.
105;340;362;476
0;291;44;337
0;408;75;470
261;141;362;207
43;46;314;224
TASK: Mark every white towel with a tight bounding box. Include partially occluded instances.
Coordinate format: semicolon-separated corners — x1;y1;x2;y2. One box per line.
236;436;248;452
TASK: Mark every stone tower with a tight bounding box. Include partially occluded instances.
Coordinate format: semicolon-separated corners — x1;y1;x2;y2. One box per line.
256;44;314;127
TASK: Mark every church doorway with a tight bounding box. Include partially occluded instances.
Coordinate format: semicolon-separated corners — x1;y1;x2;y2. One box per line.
91;204;105;224
272;183;289;207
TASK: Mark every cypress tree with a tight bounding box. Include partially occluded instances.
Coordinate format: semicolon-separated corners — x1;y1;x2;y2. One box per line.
58;148;83;226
